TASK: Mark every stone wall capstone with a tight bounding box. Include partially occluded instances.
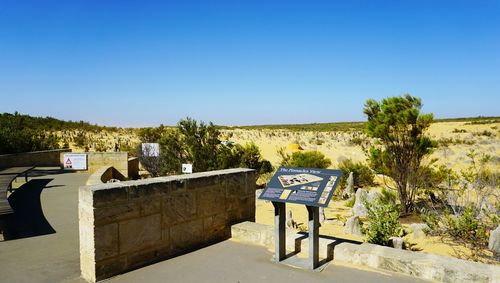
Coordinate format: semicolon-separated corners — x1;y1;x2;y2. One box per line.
79;168;256;282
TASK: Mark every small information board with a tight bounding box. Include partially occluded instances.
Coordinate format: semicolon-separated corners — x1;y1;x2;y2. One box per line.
63;153;88;170
182;163;193;174
259;167;342;207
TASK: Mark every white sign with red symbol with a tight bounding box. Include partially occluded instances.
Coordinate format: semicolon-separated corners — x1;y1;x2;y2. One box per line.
63;153;88;170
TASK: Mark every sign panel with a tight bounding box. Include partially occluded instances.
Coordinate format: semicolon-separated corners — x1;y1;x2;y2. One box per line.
259;167;342;207
182;163;193;174
63;153;88;170
142;143;160;157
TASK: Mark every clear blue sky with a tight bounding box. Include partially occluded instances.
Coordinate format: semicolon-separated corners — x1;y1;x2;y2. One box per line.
0;1;499;127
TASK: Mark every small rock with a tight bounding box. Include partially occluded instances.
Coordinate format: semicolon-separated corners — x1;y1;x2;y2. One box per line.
286;210;297;229
319;207;326;223
344;216;362;236
352;189;368;217
409;223;430;240
366;191;381;203
355;188;368;203
388;237;404;249
352;203;368;218
255;189;263;200
488;225;500;259
478;200;495;220
342;172;355;199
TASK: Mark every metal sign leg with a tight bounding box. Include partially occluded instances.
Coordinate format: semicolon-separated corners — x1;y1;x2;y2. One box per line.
272;202;286;262
307;205;319;269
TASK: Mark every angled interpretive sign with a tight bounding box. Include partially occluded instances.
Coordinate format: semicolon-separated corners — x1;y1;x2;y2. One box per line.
259;166;343;207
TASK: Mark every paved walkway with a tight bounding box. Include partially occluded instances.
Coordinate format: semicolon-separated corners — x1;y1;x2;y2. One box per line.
105;240;427;283
0;168;428;283
0;168;89;283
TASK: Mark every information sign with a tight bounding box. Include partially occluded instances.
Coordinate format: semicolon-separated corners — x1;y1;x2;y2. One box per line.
63;153;88;170
142;143;160;157
182;163;193;174
259;167;342;207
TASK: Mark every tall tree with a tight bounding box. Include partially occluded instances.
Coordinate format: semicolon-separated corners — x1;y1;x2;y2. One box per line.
363;95;436;214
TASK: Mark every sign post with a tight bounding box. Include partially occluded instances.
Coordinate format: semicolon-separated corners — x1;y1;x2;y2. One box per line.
259;167;342;270
273;201;286;262
307;205;319;269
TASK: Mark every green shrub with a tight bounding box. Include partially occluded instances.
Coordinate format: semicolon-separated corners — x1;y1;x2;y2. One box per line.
281;151;331;169
119;141;139;156
380;187;397;205
0;127;60;154
421;212;439;231
338;159;375;190
345;197;355;208
444;206;488;244
473;130;493;137
349;137;365;146
234;142;274;174
362;199;403;246
258;160;273;174
308;137;324;145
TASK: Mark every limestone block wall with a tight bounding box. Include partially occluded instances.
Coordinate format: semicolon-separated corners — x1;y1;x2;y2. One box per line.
60;152;128;177
0;149;71;168
79;168;256;282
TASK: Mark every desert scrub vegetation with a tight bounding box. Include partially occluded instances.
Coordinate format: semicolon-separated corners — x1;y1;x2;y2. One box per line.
451;128;467;133
137;117;273;177
464;118;500;125
337;159;375;191
277;148;331;168
225;121;365;132
438;137;475;147
308;134;325;145
73;131;89;149
362;198;404;246
472;130;494;137
218;116;500;132
419;150;499;262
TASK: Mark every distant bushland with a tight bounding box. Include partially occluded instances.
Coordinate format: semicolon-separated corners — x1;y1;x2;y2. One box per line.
0;112;60;154
216;116;500;132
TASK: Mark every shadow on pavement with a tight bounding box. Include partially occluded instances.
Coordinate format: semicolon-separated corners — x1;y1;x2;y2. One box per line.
295;232;363;265
1;179;56;241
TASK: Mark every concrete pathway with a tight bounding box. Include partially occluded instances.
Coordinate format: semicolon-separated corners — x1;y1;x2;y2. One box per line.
105;240;428;283
0;168;89;283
